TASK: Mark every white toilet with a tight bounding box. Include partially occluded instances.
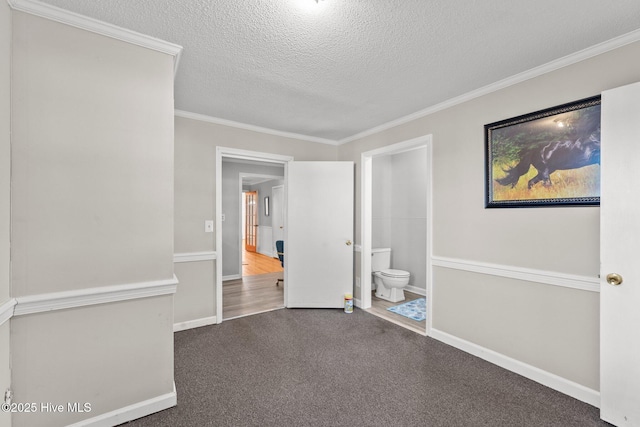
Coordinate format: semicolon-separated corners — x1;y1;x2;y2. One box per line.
372;248;410;303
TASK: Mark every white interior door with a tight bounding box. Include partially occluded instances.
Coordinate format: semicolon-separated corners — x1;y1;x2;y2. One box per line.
600;81;640;426
272;185;284;254
287;161;354;308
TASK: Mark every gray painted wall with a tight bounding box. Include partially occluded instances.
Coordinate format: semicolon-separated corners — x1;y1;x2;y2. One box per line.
10;12;175;426
173;115;337;324
0;2;10;426
372;148;428;291
222;161;284;277
247;179;284;228
340;40;640;391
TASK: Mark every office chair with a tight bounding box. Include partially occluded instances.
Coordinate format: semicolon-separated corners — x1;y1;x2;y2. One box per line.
276;240;284;286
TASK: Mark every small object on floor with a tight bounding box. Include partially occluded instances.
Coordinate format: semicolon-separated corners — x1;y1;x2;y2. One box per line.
344;293;353;313
387;298;426;322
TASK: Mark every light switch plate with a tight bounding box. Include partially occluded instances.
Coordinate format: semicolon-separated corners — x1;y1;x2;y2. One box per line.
205;220;214;233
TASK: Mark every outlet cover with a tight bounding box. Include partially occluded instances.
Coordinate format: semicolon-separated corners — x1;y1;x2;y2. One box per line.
205;220;214;233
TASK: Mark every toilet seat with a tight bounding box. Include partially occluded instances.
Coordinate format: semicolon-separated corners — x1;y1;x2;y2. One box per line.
379;269;410;278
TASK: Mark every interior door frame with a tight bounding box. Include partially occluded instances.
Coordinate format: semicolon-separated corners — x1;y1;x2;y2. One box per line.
360;134;433;336
216;147;293;324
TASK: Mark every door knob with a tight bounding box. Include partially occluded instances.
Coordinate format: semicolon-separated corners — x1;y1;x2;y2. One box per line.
606;273;623;286
345;240;352;246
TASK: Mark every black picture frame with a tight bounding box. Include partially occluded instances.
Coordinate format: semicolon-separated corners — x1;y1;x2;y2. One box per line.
485;95;601;208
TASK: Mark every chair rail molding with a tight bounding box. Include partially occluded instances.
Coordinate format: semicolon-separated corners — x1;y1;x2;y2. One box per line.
431;256;599;292
13;275;179;316
174;251;217;263
0;299;17;326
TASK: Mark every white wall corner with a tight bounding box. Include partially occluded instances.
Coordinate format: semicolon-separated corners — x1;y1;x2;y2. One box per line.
0;298;16;326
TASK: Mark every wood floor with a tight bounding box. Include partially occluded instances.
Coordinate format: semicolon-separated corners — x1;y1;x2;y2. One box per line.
242;245;283;276
223;272;284;320
364;290;426;334
223;245;284;320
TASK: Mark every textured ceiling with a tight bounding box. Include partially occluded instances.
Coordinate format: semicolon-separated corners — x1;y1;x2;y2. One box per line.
38;0;640;143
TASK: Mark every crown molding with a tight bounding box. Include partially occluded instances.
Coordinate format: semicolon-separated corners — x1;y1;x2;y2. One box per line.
338;28;640;145
177;27;640;147
174;110;339;146
8;0;183;76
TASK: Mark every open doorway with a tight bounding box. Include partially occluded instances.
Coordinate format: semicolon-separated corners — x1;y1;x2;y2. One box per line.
217;152;291;321
361;135;432;335
239;174;284;277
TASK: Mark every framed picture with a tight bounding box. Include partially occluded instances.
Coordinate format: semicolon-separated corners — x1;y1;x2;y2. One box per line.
485;95;601;208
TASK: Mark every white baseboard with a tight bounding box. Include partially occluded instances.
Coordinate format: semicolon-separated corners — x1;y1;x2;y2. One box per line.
223;307;283;321
405;285;426;296
354;298;362;308
67;382;177;427
173;316;217;332
430;328;600;407
222;274;241;281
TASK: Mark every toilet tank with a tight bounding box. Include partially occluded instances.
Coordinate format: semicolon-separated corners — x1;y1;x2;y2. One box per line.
371;248;391;272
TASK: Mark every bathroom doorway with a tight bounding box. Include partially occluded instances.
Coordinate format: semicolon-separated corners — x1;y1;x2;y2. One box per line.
360;135;432;335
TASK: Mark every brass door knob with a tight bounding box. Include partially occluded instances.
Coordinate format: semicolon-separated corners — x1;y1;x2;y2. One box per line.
606;273;623;286
346;240;352;246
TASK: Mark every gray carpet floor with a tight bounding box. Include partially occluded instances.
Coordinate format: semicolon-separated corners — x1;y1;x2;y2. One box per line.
122;308;610;427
